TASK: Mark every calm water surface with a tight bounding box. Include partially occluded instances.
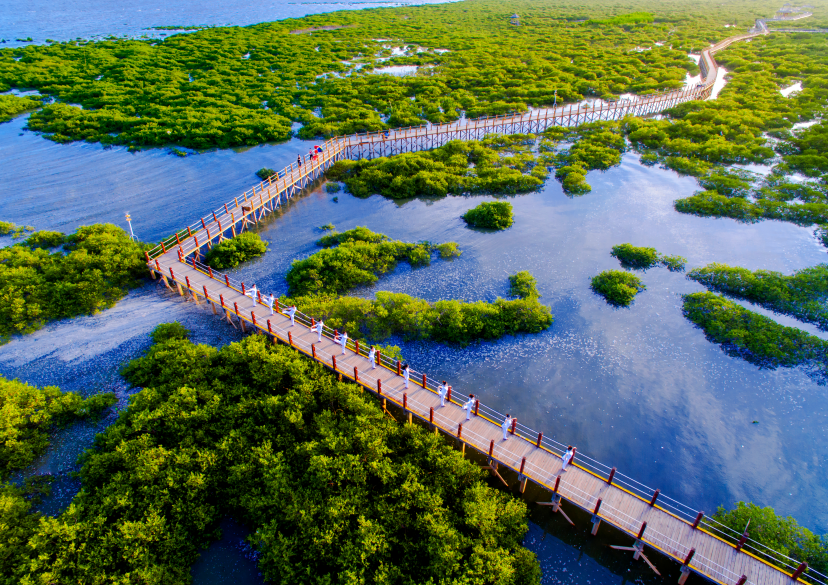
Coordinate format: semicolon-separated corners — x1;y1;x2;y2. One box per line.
0;0;826;582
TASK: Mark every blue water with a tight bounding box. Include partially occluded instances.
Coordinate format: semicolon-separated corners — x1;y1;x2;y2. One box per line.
1;0;827;582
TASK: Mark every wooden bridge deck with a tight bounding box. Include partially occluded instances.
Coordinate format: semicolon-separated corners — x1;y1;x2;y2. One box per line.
141;23;819;585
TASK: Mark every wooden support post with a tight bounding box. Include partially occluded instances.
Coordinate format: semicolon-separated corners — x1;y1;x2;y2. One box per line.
234;302;240;317
251;312;257;327
488;440;494;460
474;399;479;416
187;226;192;237
422;373;427;388
736;576;747;585
225;274;230;287
446;385;452;403
537;432;543;447
267;319;273;336
736;532;748;552
312;344;317;359
607;467;616;485
354;339;359;355
239;318;246;333
403;393;407;410
377;378;382;395
510;418;517;435
332;355;337;371
637;521;647;540
591;499;603;535
397;360;401;375
430;407;434;424
457;423;462;439
650;489;660;507
692;511;704;529
792;562;808;581
288;331;293;346
354;367;359;383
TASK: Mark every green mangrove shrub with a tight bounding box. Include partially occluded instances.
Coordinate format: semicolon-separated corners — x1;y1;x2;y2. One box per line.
682;292;828;375
462;201;514;230
204;231;268;270
0;224;148;341
0;376;115;479
712;502;828;574
287;227;457;296
611;243;686;272
256;168;276;180
285;287;553;345
509;271;540;300
591;270;646;306
0;94;41;122
688;263;828;330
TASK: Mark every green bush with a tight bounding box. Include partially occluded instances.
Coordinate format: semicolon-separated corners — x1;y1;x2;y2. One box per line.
611;243;659;269
256;168;276;180
0;94;41;122
0;224;149;341
150;321;190;344
0;334;542;584
325;182;341;193
23;230;66;249
287;227;456;296
509;271;540;300
0;221;15;236
682;292;828;374
591;270;646;306
462;201;514;230
660;254;687;272
435;242;462;259
204;232;268;270
0;376;116;479
288;287;553;345
712;502;828;574
688;263;828;330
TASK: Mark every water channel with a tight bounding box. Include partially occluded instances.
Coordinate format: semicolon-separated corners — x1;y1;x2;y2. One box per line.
1;1;827;583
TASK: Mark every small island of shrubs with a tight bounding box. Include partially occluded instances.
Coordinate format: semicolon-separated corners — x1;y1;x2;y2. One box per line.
462;201;514;230
682;292;828;377
611;243;686;271
591;270;646;306
204;231;268;270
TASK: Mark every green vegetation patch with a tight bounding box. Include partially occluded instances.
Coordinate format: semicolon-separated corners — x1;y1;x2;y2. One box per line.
674;191;828;226
0;376;116;479
256;167;276;181
591;270;646;306
509;270;540;300
462;201;514;230
0;94;41;123
611;243;686;271
0;224;148;342
0;330;542;584
688;263;828;330
204;231;268;270
286;227;454;296
712;502;828;574
288;281;552;345
326;137;546;200
682;292;828;375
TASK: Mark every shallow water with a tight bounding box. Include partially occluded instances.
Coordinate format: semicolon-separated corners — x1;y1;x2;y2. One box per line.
1;0;827;581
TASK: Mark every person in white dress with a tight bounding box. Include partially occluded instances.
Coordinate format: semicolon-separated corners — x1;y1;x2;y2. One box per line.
314;319;324;342
286;305;296;325
339;331;348;354
264;294;276;316
246;284;258;307
502;414;513;441
561;446;575;471
437;381;448;406
463;394;476;421
368;346;377;369
403;364;410;389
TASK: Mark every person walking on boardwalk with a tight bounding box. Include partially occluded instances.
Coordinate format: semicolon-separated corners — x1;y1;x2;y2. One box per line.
337;331;348;354
246;284;258;307
463;394;476;421
502;414;513;441
403;363;410;389
314;319;324;342
561;445;575;472
368;346;377;369
438;381;448;407
285;304;297;325
297;155;302;167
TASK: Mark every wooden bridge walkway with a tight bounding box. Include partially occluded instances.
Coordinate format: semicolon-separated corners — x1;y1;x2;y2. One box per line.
143;23;822;585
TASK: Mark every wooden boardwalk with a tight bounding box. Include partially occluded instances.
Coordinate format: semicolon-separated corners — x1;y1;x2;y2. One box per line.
142;23;822;585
